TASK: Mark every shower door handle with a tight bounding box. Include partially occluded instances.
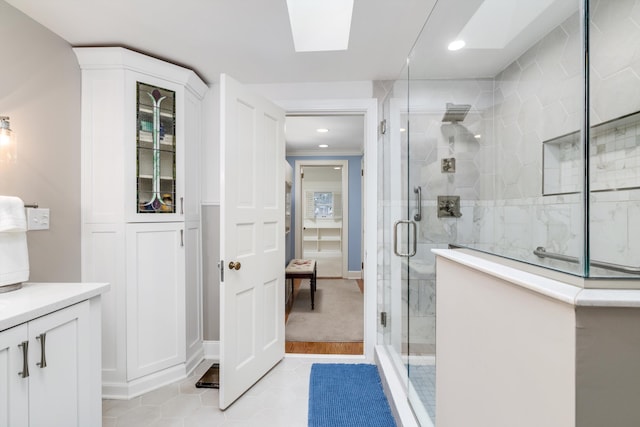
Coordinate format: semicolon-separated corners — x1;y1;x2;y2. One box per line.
414;186;422;221
393;220;417;257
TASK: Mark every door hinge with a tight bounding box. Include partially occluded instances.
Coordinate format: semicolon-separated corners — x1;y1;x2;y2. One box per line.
380;312;387;328
361;261;364;269
380;119;387;135
361;168;364;177
218;259;224;283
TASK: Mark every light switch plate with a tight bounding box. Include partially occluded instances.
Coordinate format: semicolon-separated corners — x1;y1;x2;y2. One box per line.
27;208;50;230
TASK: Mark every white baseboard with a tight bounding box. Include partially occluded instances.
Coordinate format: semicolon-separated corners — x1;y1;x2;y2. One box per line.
185;347;205;376
203;340;220;360
346;270;362;279
102;363;188;400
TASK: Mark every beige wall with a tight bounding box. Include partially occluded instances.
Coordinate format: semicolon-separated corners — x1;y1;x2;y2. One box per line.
435;255;576;427
0;0;81;282
576;307;640;427
201;204;220;341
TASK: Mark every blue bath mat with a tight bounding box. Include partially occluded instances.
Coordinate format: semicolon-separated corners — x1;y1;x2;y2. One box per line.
308;363;396;427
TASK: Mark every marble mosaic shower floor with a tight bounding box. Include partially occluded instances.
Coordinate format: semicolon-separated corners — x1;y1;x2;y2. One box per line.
409;364;436;422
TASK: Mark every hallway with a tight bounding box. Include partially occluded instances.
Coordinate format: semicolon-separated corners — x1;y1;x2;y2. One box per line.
285;278;364;355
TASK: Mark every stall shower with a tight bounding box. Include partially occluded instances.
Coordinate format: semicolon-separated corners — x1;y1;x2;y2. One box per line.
377;1;640;426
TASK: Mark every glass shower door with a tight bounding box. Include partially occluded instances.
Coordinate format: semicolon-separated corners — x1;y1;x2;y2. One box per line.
380;68;436;426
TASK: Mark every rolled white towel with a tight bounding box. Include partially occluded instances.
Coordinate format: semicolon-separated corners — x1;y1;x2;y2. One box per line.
0;196;27;232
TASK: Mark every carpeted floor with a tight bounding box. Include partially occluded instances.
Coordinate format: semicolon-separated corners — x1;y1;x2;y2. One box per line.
308;363;396;427
286;279;363;342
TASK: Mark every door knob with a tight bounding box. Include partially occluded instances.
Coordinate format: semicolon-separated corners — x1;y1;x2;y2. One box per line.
229;261;241;270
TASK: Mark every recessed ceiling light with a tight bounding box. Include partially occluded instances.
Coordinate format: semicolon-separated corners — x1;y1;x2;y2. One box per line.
448;40;466;51
316;128;329;133
333;167;341;170
318;144;329;148
286;0;354;52
474;134;482;139
400;128;406;132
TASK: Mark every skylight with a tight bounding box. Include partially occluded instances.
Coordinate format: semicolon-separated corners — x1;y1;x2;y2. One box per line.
286;0;354;52
456;0;555;49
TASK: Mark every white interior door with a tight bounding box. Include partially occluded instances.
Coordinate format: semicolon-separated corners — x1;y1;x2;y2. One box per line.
219;74;285;409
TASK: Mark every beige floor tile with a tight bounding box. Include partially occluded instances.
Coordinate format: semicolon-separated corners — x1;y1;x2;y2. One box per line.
112;404;162;427
199;388;219;406
184;406;227;426
141;383;180;405
147;417;184;427
102;397;141;418
101;357;364;426
160;394;203;418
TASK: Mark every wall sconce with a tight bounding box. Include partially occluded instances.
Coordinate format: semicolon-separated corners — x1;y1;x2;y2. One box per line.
0;116;17;163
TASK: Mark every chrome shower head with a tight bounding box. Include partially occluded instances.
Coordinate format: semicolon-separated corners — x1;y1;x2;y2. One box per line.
442;103;471;123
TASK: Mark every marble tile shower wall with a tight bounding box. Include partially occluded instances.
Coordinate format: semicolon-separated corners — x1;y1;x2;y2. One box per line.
490;1;640;268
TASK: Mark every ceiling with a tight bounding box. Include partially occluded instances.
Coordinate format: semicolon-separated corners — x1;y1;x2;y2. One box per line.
5;0;436;86
285;115;364;156
5;0;577;155
5;0;436;156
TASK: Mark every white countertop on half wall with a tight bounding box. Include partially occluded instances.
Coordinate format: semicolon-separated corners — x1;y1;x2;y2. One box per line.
0;282;110;331
432;249;640;308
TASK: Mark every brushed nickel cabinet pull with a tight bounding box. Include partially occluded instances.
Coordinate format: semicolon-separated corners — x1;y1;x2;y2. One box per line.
18;341;29;378
180;197;184;215
180;229;184;247
36;333;47;368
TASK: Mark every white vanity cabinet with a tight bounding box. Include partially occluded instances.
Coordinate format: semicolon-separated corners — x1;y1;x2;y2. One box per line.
0;283;107;427
0;302;92;427
75;47;207;399
0;324;28;426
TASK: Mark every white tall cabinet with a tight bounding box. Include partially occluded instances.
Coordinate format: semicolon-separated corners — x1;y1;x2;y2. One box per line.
75;47;207;398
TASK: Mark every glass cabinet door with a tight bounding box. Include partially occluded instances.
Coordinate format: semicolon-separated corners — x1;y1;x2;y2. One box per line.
136;82;176;214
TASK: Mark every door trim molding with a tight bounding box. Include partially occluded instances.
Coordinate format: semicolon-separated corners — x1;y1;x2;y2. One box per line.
277;98;377;362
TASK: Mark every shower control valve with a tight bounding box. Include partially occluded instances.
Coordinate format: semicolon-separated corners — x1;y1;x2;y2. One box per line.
438;196;462;218
441;158;456;173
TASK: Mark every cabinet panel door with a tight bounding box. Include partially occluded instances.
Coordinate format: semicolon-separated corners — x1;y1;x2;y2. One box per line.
126;222;186;380
0;324;29;427
28;301;91;427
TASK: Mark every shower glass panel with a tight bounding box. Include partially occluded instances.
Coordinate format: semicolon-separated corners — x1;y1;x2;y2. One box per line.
588;0;640;279
378;65;411;383
399;0;589;280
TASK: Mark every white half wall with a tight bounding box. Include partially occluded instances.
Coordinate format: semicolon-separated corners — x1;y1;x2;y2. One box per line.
435;253;576;427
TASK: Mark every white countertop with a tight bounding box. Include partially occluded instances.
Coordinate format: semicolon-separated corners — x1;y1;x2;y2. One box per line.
0;282;109;331
433;249;640;308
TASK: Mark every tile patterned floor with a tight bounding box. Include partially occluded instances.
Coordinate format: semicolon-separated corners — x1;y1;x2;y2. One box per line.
409;364;436;422
102;356;360;427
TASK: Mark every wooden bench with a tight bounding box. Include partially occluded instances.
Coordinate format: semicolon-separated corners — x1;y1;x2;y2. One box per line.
285;259;317;310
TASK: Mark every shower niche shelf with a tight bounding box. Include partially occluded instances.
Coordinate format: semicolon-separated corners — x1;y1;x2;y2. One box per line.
543;110;640;196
